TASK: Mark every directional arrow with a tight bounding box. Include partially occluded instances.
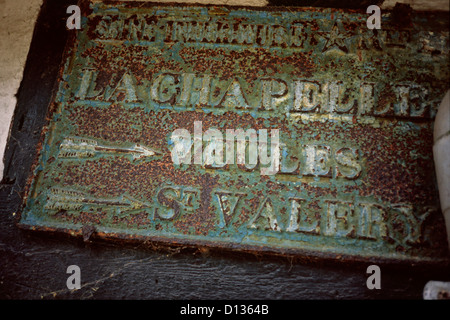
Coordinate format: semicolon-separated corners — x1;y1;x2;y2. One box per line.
45;187;151;216
59;137;160;160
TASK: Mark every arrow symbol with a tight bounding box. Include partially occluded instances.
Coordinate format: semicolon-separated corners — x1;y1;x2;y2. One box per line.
59;137;161;160
45;187;151;216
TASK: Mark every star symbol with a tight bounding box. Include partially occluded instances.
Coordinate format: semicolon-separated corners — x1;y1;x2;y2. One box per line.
318;20;349;54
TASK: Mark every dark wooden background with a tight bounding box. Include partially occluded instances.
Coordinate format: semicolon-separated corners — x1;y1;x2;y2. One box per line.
1;0;449;301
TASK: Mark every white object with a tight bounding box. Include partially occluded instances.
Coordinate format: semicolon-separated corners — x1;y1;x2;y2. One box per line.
423;281;450;300
433;90;450;251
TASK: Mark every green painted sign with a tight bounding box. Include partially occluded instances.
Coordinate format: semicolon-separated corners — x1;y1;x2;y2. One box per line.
20;1;450;262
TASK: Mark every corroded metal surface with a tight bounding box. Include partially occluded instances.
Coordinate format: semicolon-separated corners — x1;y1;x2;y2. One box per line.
19;1;450;262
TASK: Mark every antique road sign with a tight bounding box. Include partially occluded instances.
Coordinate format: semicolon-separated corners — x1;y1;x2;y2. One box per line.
19;1;450;263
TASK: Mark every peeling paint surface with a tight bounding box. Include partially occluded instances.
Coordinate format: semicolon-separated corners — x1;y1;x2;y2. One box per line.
19;1;450;262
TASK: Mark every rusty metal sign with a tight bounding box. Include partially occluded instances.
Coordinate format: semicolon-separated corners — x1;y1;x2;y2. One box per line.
19;1;450;262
